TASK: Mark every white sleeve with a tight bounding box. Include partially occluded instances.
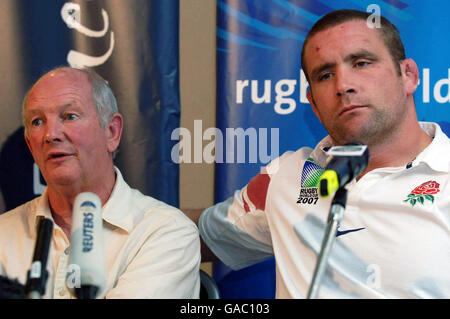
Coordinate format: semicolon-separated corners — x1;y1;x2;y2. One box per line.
199;189;274;271
199;152;296;271
105;216;201;299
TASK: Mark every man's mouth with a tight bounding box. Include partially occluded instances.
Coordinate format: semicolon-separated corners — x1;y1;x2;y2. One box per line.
339;104;366;116
47;152;73;160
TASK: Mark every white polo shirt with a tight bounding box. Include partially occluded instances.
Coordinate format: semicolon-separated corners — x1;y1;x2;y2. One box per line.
0;168;200;298
200;122;450;298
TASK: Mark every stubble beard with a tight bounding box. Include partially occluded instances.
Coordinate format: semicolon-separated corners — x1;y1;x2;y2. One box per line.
330;104;405;147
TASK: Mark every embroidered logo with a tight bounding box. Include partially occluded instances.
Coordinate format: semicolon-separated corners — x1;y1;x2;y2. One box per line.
336;226;365;237
297;158;324;205
404;180;440;206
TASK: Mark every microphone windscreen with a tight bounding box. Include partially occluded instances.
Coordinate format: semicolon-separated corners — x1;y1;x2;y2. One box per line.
70;192;106;296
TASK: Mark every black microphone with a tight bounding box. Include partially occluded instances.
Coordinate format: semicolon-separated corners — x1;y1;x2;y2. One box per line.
318;143;369;197
25;217;54;299
70;192;106;299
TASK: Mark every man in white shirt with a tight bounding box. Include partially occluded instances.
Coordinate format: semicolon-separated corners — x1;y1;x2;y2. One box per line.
0;67;200;298
188;9;450;298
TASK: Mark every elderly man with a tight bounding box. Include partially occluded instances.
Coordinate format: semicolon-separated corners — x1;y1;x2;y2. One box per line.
187;9;450;298
0;67;200;298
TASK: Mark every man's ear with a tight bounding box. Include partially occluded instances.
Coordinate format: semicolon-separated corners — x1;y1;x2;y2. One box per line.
105;113;123;154
400;58;419;96
307;89;322;123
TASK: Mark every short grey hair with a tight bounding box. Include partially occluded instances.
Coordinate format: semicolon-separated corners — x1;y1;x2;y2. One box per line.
82;67;119;128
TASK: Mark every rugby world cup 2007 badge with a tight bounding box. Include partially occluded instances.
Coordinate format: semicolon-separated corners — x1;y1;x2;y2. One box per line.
297;158;324;205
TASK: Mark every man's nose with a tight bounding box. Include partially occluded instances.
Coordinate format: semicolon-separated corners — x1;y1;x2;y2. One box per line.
335;67;356;97
44;119;64;143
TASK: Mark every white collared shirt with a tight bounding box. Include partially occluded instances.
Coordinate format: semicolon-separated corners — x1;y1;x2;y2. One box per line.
0;168;200;298
200;122;450;298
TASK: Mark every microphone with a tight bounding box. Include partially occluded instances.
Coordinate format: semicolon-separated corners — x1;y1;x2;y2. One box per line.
25;217;54;299
318;143;369;197
70;192;106;299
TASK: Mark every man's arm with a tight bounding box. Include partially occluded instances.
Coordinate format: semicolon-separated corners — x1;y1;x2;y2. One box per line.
182;153;290;272
105;214;201;299
182;208;219;263
182;187;274;272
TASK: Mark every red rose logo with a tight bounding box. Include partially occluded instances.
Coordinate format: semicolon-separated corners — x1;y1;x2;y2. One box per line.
405;180;440;206
411;181;440;195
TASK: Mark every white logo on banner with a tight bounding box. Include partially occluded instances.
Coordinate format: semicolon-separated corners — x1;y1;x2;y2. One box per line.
236;69;309;115
421;69;450;103
61;2;114;68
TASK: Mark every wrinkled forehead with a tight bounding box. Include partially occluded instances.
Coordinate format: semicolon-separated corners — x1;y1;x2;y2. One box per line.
303;20;384;71
32;68;89;92
26;68;92;105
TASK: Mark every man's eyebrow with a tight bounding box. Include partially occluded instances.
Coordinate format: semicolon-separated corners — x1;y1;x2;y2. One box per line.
25;102;78;117
25;108;42;116
310;50;380;80
60;102;81;112
310;62;336;80
344;50;379;63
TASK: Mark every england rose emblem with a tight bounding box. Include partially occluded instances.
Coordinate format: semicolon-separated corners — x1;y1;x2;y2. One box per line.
404;180;440;206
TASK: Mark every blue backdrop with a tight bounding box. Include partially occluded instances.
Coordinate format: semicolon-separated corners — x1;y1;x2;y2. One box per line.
215;0;450;298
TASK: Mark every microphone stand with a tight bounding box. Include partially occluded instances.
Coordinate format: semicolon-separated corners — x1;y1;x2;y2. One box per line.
307;187;348;299
25;218;53;299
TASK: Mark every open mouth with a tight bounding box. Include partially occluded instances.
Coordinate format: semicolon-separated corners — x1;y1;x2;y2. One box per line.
47;153;73;160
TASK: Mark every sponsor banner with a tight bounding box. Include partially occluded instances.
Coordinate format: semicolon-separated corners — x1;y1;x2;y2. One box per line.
0;0;180;212
216;0;450;298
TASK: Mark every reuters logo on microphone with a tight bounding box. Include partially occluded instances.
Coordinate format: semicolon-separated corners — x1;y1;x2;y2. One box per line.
80;201;95;252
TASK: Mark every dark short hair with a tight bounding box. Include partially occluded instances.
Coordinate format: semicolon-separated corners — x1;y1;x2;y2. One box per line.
301;9;406;82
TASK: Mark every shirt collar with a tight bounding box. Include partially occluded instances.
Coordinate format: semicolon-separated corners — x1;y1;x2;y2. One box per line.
414;122;450;172
28;188;54;236
101;167;134;233
309;121;450;172
28;167;134;236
